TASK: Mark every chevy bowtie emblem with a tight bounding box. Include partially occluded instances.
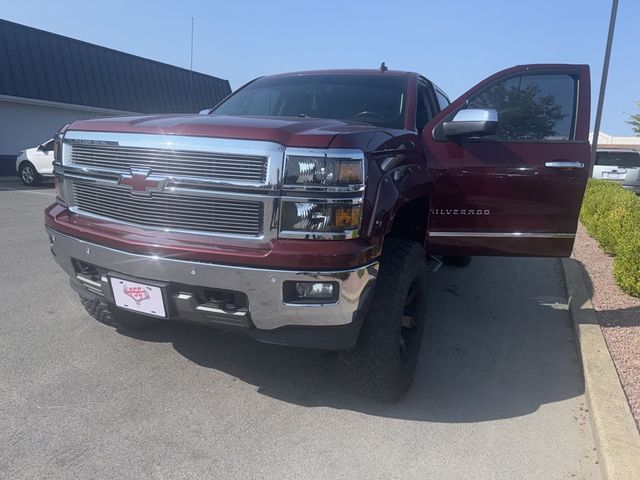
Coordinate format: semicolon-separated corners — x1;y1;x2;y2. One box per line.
119;168;166;195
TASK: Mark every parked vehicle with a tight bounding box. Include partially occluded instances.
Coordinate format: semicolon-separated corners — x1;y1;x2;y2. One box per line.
45;64;591;401
592;149;640;194
16;139;55;186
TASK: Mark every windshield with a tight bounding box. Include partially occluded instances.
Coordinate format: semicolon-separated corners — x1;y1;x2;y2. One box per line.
596;151;640;168
212;74;407;128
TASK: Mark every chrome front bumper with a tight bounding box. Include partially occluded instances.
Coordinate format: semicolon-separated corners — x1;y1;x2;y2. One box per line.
47;229;378;343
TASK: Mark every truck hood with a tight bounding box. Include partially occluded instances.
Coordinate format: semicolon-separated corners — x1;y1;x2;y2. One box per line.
66;114;388;149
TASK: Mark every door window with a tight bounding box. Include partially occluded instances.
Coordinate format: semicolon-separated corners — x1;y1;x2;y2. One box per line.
467;74;577;141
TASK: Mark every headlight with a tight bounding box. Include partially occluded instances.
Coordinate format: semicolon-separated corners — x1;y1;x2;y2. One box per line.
54;176;67;206
284;148;365;192
280;200;362;239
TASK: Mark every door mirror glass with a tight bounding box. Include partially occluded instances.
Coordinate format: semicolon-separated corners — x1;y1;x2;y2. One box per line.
442;109;498;139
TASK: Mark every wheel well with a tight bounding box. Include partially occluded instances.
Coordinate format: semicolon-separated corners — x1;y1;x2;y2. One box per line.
18;160;34;170
386;196;429;246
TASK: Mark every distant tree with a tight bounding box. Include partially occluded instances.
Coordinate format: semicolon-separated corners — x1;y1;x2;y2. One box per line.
469;81;567;140
626;101;640;136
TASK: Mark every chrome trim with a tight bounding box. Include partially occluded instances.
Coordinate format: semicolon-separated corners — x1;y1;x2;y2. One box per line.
59;131;286;240
428;231;576;238
47;229;378;330
196;305;249;318
282;196;364;205
283;147;366;193
76;274;101;288
451;108;498;122
278;230;360;240
544;161;585;169
69;181;266;239
62;130;284;189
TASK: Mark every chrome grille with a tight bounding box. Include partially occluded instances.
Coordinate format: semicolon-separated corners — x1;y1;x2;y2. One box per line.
70;144;268;183
72;182;263;236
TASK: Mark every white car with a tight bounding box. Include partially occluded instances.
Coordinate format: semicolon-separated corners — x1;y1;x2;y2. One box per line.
16;139;55;186
592;149;640;194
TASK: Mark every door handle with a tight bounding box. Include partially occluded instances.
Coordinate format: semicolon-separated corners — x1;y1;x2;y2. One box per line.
545;161;585;169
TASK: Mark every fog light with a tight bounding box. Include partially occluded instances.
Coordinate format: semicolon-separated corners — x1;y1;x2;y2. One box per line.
296;282;334;298
283;281;339;304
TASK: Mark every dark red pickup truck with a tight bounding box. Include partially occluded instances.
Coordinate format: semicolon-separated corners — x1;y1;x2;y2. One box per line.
46;64;591;400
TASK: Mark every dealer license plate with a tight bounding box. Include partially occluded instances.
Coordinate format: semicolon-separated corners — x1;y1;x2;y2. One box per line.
110;276;166;317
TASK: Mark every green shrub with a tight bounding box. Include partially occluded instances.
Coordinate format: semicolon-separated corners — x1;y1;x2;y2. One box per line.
580;179;640;298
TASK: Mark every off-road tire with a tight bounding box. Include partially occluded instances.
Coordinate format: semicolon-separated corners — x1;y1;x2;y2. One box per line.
443;255;472;267
80;295;161;332
340;239;428;402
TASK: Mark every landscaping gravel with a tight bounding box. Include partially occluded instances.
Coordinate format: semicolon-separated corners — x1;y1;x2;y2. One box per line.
573;223;640;431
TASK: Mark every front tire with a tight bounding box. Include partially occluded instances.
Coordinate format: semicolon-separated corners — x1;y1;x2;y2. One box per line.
340;239;428;402
80;295;161;332
19;162;41;186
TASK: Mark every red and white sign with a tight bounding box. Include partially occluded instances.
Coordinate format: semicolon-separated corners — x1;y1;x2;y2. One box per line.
110;277;166;317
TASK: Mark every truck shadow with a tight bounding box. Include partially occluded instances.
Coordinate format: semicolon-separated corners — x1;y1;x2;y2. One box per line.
121;257;587;423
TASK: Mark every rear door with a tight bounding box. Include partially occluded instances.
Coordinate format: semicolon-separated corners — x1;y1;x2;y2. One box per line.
422;64;590;257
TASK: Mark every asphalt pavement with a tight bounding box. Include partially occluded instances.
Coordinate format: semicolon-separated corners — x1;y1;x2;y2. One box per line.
0;178;600;479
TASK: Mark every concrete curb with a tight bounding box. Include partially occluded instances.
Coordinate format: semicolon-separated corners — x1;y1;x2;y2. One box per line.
562;258;640;480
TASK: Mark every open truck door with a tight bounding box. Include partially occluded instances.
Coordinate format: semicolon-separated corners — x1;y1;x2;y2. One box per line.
423;64;590;257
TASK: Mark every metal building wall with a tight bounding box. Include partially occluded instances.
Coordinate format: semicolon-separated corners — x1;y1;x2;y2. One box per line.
0;19;231;114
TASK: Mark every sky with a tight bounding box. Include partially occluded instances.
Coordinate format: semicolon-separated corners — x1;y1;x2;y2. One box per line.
2;0;638;135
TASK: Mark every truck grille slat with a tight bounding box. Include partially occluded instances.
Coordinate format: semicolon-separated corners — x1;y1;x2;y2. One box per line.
70;144;268;183
72;182;263;236
74;198;258;222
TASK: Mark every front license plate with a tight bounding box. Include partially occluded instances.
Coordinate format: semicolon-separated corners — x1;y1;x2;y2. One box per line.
110;276;166;317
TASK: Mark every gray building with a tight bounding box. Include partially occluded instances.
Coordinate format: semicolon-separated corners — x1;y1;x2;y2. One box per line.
0;19;232;175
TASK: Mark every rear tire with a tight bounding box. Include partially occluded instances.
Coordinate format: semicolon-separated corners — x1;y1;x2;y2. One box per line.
19;162;41;186
340;239;428;402
80;295;161;332
443;255;472;267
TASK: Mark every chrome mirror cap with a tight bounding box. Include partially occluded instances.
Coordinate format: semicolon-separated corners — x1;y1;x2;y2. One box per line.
442;108;499;139
451;108;498;123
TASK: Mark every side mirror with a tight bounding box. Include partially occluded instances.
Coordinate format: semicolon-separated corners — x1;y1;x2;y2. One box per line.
442;109;498;139
198;108;211;115
37;144;45;151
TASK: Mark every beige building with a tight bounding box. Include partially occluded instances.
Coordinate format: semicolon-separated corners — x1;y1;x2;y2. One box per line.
589;131;640;150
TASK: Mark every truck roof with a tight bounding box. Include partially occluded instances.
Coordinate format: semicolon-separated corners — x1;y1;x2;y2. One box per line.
266;69;413;78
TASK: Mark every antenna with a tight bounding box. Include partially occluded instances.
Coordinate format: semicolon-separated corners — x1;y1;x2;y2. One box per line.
380;62;388;72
